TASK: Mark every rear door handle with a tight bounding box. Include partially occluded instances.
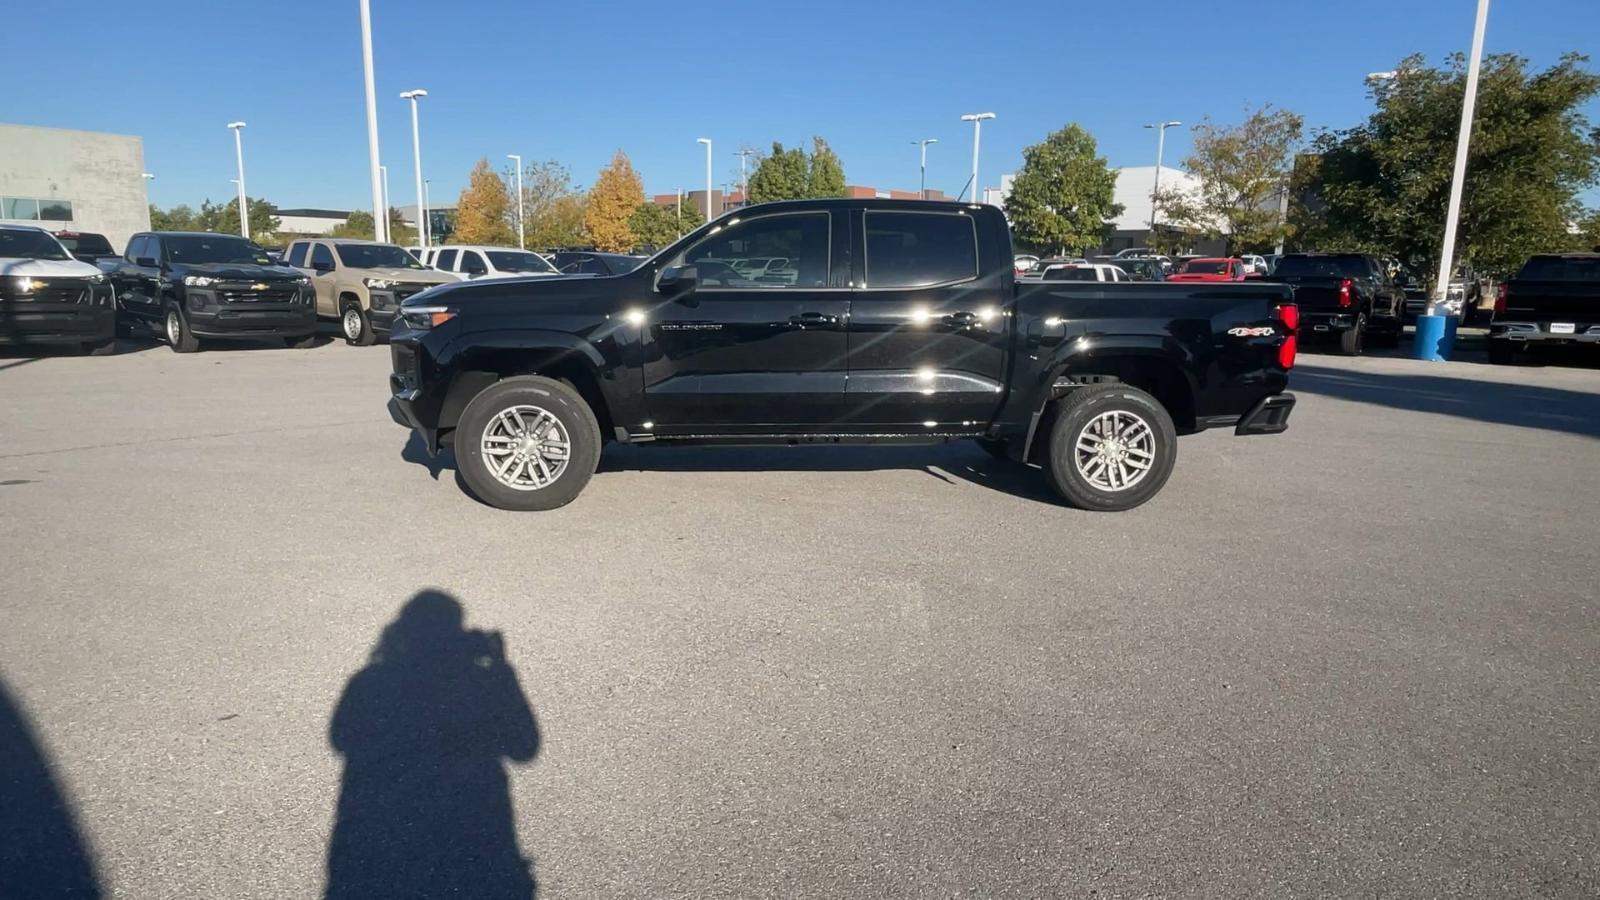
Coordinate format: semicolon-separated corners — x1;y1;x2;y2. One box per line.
789;311;838;327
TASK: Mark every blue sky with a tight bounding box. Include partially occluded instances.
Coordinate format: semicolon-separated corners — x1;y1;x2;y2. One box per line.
11;0;1598;213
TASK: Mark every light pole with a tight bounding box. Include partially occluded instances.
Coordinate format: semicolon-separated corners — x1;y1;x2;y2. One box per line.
696;138;713;220
676;188;683;236
358;0;386;243
507;153;525;249
141;173;155;218
379;164;391;240
400;89;429;249
423;179;432;243
734;147;755;205
959;113;994;203
226;122;249;238
911;138;938;199
1143;121;1182;236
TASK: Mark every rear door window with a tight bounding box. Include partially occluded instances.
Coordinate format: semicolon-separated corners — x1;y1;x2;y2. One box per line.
286;242;309;267
435;248;459;270
863;211;978;288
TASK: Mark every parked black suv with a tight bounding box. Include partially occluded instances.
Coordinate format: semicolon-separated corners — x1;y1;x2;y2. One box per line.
389;199;1299;513
106;232;318;352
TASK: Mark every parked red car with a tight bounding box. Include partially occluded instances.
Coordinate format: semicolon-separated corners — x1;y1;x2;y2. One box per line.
1168;257;1249;283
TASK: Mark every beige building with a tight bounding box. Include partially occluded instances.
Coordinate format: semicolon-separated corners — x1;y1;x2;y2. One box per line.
0;123;151;254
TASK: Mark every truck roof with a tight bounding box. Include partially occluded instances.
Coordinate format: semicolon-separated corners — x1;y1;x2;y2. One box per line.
718;198;993;216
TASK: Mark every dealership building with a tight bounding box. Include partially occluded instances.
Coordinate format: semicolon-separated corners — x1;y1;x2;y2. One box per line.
0;123;152;254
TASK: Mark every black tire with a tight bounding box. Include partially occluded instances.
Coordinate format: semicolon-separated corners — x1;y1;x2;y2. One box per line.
1043;383;1177;512
283;333;318;349
1487;339;1517;365
1339;312;1367;356
975;437;1011;461
341;303;375;346
455;375;602;511
164;304;200;353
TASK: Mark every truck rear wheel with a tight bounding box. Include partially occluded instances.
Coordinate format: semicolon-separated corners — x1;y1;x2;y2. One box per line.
455;375;601;511
1339;312;1366;356
1043;384;1177;512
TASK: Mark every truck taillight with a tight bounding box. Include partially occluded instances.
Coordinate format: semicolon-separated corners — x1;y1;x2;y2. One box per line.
1275;303;1298;369
1337;277;1353;308
1495;282;1507;315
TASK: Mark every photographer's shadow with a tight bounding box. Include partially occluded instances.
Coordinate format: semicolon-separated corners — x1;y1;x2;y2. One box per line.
325;590;540;899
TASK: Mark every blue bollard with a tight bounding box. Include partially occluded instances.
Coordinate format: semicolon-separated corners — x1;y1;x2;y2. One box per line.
1412;314;1457;361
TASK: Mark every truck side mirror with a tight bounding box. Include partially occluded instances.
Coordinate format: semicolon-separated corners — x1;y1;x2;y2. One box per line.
312;259;335;273
658;264;697;294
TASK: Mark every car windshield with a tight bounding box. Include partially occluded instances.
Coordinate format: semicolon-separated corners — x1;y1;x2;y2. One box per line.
164;234;272;265
1517;256;1600;281
334;243;425;269
1182;261;1228;274
55;233;114;256
0;228;71;261
1275;255;1368;278
485;251;557;274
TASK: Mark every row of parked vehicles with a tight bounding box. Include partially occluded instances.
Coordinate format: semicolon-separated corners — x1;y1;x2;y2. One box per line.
0;224;648;353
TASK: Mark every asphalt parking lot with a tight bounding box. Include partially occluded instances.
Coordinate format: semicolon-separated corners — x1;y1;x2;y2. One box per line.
3;336;1598;898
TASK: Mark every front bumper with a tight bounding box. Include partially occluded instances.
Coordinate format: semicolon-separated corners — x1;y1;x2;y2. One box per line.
187;301;317;338
0;305;115;345
1489;322;1600;344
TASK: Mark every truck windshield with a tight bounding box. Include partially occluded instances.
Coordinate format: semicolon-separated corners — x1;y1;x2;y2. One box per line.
163;235;272;265
1517;256;1600;281
335;243;426;270
1275;256;1367;278
0;228;71;261
485;251;557;274
55;233;114;256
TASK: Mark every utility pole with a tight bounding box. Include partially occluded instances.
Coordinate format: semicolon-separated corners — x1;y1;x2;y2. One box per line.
696;138;713;220
734;147;755;205
911;139;938;199
507;154;525;249
1143;121;1182;236
358;0;386;243
379;164;391;239
401;89;429;248
676;188;683;237
1430;0;1490;321
959;113;994;203
227;122;248;238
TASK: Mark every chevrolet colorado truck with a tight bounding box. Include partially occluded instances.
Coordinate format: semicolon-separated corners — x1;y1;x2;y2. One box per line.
1489;253;1600;364
388;199;1298;512
284;238;460;345
1;224;116;353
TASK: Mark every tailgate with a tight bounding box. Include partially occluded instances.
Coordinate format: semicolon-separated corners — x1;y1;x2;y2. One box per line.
1503;281;1600;324
1278;276;1344;312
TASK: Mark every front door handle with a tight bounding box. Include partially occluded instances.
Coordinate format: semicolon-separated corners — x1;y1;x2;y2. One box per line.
788;311;838;328
943;311;985;328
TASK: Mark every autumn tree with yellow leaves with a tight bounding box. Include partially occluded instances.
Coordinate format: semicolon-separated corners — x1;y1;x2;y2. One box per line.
454;158;516;245
584;150;645;252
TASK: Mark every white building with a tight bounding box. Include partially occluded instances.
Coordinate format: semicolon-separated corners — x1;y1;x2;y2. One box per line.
0;123;151;253
276;208;351;235
983;165;1224;254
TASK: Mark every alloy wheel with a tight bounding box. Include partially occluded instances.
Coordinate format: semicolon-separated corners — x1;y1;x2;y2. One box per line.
1073;410;1155;492
480;404;571;491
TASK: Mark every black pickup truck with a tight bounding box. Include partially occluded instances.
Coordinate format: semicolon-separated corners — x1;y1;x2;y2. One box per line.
1489;253;1600;363
1270;253;1403;354
388;199;1298;512
106;232;318;352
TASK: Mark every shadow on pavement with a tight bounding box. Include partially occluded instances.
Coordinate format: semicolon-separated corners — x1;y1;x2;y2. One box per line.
1291;363;1600;439
0;671;102;898
325;590;540;900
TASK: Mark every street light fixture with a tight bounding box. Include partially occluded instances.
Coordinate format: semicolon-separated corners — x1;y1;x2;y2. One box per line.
1143;121;1182;235
911;139;938;199
507;153;525;249
696;138;713;220
400;89;429;248
959;113;994;203
226;122;249;238
359;0;386;243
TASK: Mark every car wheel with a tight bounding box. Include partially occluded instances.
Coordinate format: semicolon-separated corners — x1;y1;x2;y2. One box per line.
455;375;602;511
1044;383;1177;512
342;304;375;346
1339;312;1366;356
165;305;200;353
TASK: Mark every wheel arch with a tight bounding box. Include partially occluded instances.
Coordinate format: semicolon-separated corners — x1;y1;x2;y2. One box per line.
1021;349;1199;463
437;337;615;444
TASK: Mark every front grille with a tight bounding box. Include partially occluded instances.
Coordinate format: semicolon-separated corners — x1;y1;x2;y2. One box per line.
1;278;92;304
217;285;299;304
393;284;432;303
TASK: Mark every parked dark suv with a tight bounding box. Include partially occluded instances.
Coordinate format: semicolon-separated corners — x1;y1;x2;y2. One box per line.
106;232;318;352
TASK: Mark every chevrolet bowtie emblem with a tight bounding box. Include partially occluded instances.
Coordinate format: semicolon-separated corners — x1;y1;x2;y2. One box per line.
252;283;268;291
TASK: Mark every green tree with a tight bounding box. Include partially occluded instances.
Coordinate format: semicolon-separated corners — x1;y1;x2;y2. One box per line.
747;142;809;203
584;150;646;252
1153;105;1304;254
1300;52;1600;278
189;197;281;242
328;210;376;239
1003;124;1123;255
504;159;589;248
150;204;198;231
1573;209;1600;252
806;136;847;197
628;198;704;250
454;158;517;245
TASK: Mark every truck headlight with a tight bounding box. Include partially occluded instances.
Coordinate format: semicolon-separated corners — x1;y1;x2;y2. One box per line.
185;275;217;287
365;278;397;290
400;305;456;330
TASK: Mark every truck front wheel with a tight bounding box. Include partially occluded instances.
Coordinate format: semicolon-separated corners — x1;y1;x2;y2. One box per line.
455;376;602;511
1044;384;1177;512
